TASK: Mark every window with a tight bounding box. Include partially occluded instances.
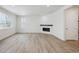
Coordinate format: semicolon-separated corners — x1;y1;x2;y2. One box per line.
0;12;10;27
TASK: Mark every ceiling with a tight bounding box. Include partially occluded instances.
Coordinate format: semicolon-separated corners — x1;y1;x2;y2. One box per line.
1;5;64;16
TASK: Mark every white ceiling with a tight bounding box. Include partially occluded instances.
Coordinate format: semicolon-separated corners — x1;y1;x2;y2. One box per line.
1;5;64;16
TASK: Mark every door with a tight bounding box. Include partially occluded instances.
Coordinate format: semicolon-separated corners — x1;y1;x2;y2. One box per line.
65;7;78;40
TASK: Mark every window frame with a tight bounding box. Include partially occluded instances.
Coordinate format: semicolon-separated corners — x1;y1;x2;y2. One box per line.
0;12;10;27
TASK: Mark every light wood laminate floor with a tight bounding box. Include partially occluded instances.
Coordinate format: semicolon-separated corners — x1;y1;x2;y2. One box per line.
0;33;79;53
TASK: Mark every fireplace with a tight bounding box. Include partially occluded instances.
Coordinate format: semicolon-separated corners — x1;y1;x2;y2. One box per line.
43;28;50;32
40;24;53;32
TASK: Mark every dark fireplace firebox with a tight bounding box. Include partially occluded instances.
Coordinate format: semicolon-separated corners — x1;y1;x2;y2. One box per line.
43;28;50;32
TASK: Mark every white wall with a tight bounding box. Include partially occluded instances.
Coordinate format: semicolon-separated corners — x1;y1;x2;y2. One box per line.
16;16;41;33
40;9;65;40
40;6;73;41
0;7;16;40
